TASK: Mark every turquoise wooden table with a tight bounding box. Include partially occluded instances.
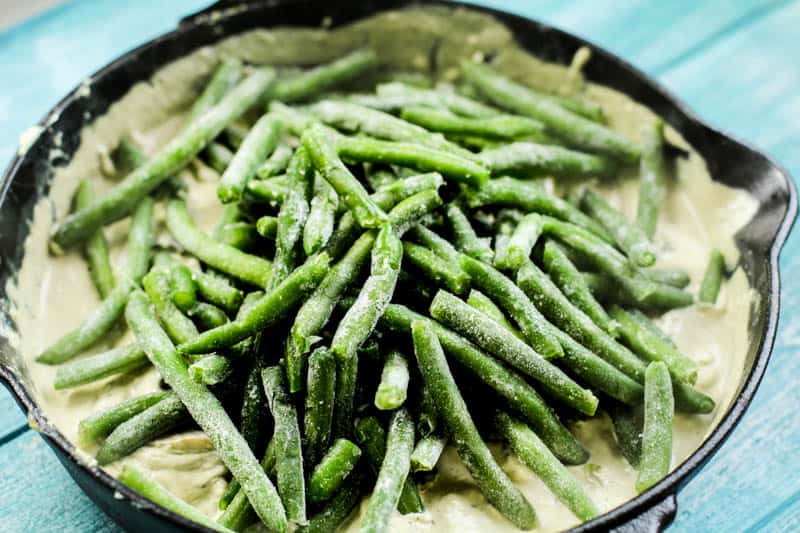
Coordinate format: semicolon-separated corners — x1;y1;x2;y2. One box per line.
1;1;798;531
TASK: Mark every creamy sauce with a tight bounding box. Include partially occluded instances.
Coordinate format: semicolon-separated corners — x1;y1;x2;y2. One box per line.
6;6;758;532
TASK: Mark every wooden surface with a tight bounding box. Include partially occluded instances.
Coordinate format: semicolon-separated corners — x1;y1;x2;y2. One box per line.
1;0;798;531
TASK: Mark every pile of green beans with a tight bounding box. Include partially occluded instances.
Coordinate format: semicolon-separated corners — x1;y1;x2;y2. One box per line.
41;48;726;533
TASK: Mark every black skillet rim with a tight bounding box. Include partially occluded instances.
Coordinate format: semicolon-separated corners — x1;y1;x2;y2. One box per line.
0;1;796;531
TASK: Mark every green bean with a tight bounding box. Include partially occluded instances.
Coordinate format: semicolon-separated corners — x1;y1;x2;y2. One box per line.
411;320;536;529
268;101;313;135
72;180;115;298
331;225;401;433
331;226;402;363
379;303;588;464
205;142;234;174
167;264;197;313
188;354;233;385
54;343;148;390
126;290;287;531
365;167;398;191
414;382;439;438
179;253;329;355
410;434;447;472
96;392;187;465
466;289;524;341
188;58;243;123
581;189;655;267
36;278;136;365
192;268;244;313
496;411;598;521
495;213;544;271
641;268;691;289
246;175;289;206
542;240;619;337
304;174;339;255
217;222;260;251
218;440;278;529
609;402;643;468
530;266;704;411
311;100;476;159
256;143;294;179
673;382;715;414
467;283;642;406
332;356;359;440
119;464;234;533
461;61;638;162
430;290;597;415
361;409;416;533
466;177;611;241
581;271;694;312
241;363;267;455
271;147;313;289
542;215;658;301
297;474;364;533
516;260;643;379
408;225;460;264
308;438;362;504
302;123;388;229
325;173;443;258
459;255;562;359
220;115;284;202
338;136;489;188
374;348;410;410
376;82;497;117
256;215;279;240
52;68;276;249
224;121;249;149
286;233;375;393
354;417;422;516
699;248;726;304
167;199;273;287
400;105;548;140
636;362;674;493
188;302;229;331
636;119;668;238
610;306;698;384
143;267;200;346
270;49;378;103
445;203;493;263
402;241;470;295
77;390;170;446
127;196;154;282
261;366;306;525
109;137;147;177
304;347;337;466
480;142;615;178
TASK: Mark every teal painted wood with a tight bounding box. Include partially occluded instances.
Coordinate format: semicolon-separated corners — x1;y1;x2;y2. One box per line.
0;1;798;532
0;394;26;443
0;431;117;531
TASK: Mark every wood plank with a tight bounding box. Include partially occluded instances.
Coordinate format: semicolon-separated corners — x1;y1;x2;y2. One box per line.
664;3;800;528
0;389;27;442
0;430;119;531
659;1;800;174
465;0;785;73
0;0;212;168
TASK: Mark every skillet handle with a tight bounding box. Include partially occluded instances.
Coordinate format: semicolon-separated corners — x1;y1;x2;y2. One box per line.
613;493;677;533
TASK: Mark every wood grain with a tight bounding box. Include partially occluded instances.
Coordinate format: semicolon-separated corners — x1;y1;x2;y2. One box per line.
0;0;798;531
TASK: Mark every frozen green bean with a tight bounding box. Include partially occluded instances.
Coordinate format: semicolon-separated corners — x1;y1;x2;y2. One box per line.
698;248;726;304
374;348;410;410
55;343;148;390
636;362;674;493
52;68;276;249
72;180;115;298
308;438;362;504
581;189;655;267
445;203;493;263
411;320;536;529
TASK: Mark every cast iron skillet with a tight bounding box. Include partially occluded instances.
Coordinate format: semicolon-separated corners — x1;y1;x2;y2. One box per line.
0;0;795;531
